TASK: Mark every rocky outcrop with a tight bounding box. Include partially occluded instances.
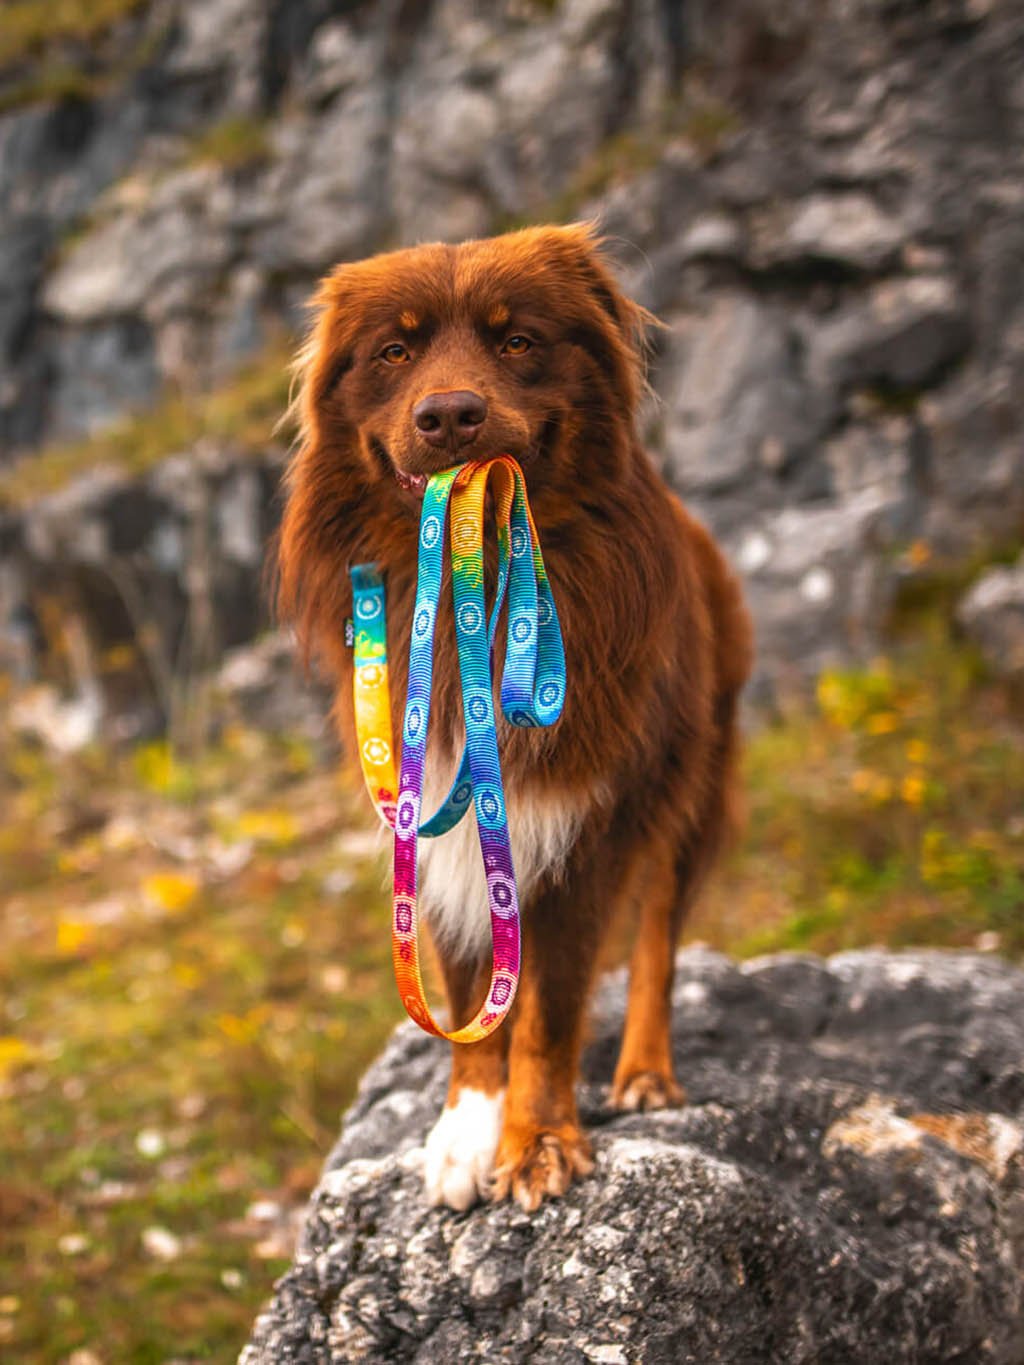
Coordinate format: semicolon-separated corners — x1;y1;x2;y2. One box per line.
958;555;1024;683
242;948;1024;1364
0;444;286;736
2;0;1024;706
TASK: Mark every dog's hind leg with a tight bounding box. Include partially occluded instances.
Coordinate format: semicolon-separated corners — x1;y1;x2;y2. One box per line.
423;952;509;1210
611;707;741;1113
610;831;688;1112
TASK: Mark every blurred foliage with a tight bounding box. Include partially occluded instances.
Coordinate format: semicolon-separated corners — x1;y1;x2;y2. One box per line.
0;0;146;66
0;0;154;112
690;604;1024;958
0;61;101;113
0;343;295;508
0;725;401;1362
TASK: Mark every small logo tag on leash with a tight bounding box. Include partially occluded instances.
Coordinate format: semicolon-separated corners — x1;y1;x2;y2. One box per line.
345;618;355;648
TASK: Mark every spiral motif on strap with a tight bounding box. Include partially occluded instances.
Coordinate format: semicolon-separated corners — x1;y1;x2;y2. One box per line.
457;601;483;636
420;514;442;550
404;701;425;745
356;592;382;620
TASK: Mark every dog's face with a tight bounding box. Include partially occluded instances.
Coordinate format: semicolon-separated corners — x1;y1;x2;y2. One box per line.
297;224;648;505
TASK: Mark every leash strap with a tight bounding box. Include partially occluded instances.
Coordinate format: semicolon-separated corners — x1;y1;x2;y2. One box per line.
349;456;564;1041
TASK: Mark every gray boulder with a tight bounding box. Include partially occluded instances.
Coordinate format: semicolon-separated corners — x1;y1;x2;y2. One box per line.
957;556;1024;682
810;277;971;396
243;949;1024;1364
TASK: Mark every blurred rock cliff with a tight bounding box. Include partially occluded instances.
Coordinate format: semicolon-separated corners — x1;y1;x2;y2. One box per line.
1;0;1022;734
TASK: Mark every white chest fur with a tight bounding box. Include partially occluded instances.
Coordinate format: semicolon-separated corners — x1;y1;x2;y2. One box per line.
417;766;589;961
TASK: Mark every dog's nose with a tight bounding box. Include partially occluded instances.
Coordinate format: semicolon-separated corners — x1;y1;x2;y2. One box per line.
413;390;487;450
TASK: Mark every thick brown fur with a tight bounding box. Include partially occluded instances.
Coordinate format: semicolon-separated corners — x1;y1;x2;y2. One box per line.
277;223;753;1211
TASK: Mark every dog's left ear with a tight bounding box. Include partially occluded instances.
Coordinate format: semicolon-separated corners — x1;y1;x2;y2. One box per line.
549;222;658;406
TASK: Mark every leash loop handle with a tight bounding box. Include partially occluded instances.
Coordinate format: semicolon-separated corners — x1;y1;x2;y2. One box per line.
350;456;564;1041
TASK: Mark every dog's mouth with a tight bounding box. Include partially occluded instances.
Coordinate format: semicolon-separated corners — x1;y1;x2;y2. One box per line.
370;438;442;500
370;421;558;502
394;466;429;496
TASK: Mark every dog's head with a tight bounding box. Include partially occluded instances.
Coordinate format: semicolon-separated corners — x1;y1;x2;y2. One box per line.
293;223;651;503
277;224;653;663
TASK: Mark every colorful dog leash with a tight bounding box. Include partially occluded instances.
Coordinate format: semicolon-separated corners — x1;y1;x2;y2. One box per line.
349;456;565;1042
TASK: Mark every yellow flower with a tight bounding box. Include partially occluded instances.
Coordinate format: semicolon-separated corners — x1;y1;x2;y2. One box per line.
56;920;95;955
134;740;176;793
816;672;849;725
233;808;299;846
901;774;926;806
866;711;899;735
142;872;200;914
850;769;875;794
216;1006;269;1044
0;1037;35;1081
905;739;929;765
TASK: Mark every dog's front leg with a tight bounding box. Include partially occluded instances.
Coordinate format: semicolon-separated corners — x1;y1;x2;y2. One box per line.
423;953;509;1210
492;842;617;1211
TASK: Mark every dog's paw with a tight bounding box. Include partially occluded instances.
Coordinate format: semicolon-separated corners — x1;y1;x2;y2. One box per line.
492;1123;594;1212
610;1068;686;1113
423;1087;504;1211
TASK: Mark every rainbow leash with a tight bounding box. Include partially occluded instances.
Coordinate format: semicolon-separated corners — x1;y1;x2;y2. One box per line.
349;456;565;1042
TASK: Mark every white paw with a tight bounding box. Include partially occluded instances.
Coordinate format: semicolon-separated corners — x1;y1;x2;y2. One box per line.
423;1087;504;1211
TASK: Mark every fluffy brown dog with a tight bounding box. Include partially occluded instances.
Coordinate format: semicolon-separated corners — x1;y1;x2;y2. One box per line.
277;223;752;1212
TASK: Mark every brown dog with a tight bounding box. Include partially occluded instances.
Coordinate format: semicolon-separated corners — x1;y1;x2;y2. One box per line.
277;223;752;1212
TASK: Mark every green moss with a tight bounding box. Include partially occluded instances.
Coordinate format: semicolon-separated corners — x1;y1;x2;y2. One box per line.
499;86;741;232
0;342;295;508
189;116;271;172
0;1;162;113
0;61;99;113
678;95;741;161
0;0;147;66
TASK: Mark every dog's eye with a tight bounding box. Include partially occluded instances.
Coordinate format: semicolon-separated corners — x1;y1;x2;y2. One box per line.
380;343;411;365
501;335;532;356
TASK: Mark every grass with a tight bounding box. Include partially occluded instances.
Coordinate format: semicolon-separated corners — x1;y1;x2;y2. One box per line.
0;724;401;1363
0;343;295;509
690;602;1024;958
0;0;146;67
1;560;1021;1360
0;0;149;113
188;116;271;173
0;61;100;113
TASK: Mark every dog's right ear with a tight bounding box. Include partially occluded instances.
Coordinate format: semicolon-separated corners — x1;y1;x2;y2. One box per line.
276;266;367;667
287;266;360;438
